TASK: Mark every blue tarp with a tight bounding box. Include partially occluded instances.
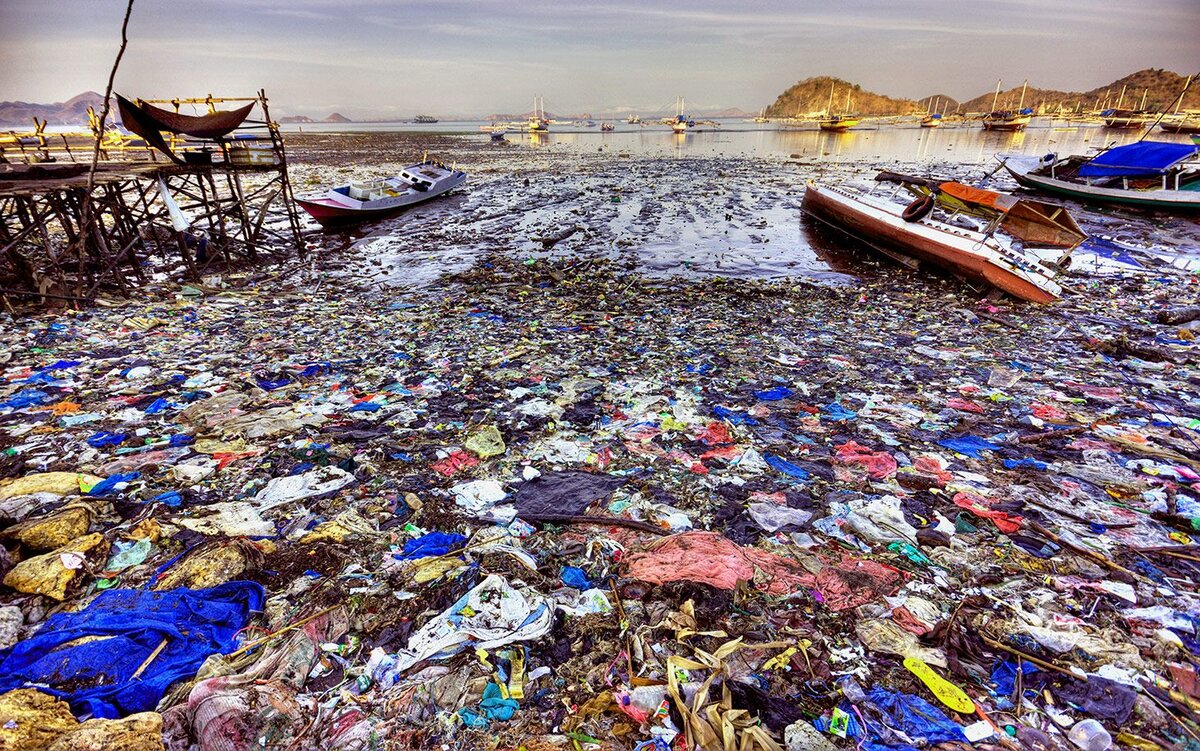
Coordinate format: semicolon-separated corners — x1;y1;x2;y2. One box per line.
867;688;968;746
0;581;263;719
765;454;810;480
1079;141;1198;178
938;435;1002;459
395;531;466;560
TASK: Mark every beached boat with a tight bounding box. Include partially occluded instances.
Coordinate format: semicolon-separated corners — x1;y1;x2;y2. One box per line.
802;175;1083;303
1001;141;1200;212
296;161;466;226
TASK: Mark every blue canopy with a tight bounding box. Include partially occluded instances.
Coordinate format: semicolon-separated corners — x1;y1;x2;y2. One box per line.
1079;141;1199;178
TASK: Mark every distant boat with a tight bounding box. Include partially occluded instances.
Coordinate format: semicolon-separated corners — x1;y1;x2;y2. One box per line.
1102;109;1150;129
1160;116;1200;134
1001;141;1200;213
981;79;1031;131
413;115;438;124
296;161;466;226
753;107;770;123
600;120;615;132
671;96;691;133
802;174;1081;304
626;114;641;124
817;83;859;132
921;97;943;127
528;95;550;133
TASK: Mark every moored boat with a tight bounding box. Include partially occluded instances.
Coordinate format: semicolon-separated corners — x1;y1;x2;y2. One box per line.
1160;115;1200;135
1101;108;1150;129
1001;141;1200;212
296;161;466;227
981;110;1032;131
802;175;1083;303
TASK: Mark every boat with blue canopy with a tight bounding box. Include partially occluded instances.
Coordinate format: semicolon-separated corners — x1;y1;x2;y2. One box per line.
1000;140;1200;212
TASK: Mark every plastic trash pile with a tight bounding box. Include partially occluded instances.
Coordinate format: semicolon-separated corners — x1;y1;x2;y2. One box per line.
1;203;1200;749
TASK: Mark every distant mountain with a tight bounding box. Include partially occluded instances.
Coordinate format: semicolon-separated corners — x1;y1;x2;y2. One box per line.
0;91;106;125
915;95;960;115
323;112;352;123
278;115;315;123
959;69;1199;113
766;76;919;117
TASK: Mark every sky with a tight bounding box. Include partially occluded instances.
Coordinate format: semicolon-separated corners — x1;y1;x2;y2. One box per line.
1;0;1197;119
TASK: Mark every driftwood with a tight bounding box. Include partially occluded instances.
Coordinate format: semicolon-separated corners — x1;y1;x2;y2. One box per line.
531;225;582;249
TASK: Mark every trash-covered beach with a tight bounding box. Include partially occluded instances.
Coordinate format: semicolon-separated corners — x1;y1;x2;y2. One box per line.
2;131;1200;751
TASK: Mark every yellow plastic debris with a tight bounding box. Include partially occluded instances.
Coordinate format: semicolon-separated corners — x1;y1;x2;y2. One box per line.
903;656;976;714
2;533;106;601
3;507;92;551
464;425;506;458
46;711;163;751
0;688;79;751
0;472;101;501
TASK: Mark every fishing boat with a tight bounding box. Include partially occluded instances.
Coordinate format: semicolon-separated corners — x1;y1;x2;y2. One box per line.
802;173;1084;304
753;108;771;123
980;80;1032;131
626;114;641;124
1001;141;1200;212
671;96;691;134
600;121;615;132
818;83;859;132
295;161;466;227
413;115;438;124
1159;115;1200;134
1102;109;1150;129
527;96;550;133
921;98;943;128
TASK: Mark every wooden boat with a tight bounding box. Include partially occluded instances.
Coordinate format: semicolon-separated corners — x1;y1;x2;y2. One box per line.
921;114;942;128
818;115;860;132
1160;116;1200;134
981;111;1032;131
802;175;1083;304
1102;109;1150;129
296;161;466;227
1001;141;1200;212
818;84;859;132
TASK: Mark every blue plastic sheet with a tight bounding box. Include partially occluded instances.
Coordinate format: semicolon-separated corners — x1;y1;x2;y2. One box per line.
713;405;758;426
867;688;967;746
561;566;592;589
991;660;1041;697
937;435;1002;458
144;398;171;414
822;402;857;421
754;386;793;401
1079;141;1199;178
0;581;263;719
86;471;141;496
765;454;810;480
0;389;52;409
87;431;127;448
396;532;467;560
1003;458;1047;471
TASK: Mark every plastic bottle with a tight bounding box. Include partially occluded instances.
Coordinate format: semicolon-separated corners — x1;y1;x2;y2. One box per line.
1067;719;1112;751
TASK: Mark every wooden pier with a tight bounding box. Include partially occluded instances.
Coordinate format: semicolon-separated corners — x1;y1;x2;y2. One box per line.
0;91;304;308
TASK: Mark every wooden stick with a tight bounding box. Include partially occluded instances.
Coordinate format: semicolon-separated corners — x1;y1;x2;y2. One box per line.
979;633;1080;680
131;637;168;680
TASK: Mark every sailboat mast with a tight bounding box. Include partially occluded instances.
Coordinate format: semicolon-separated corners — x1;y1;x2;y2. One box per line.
990;79;1002;112
1139;88;1148;111
1178;76;1193;114
1117;85;1127;109
1018;80;1027;110
827;82;835;116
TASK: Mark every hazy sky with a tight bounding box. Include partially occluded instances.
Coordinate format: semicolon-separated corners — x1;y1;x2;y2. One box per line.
2;0;1197;118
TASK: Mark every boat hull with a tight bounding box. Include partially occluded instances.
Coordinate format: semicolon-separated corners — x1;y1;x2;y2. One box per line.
1003;162;1200;213
297;173;466;227
802;184;1059;304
